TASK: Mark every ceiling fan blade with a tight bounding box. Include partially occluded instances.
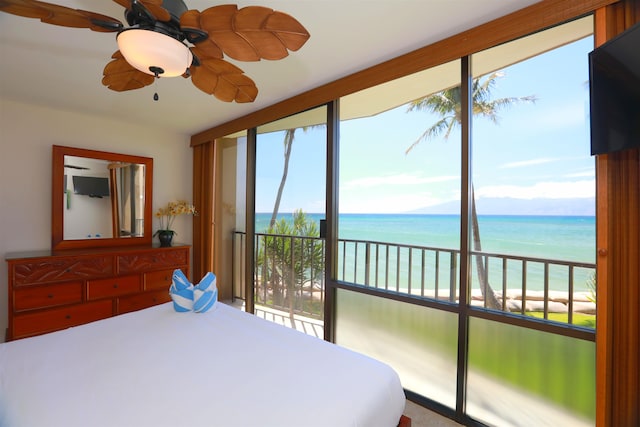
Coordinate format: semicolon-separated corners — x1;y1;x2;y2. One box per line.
112;0;170;22
190;57;258;103
137;0;170;22
181;5;310;62
102;51;155;92
0;0;49;19
0;0;123;32
236;6;310;57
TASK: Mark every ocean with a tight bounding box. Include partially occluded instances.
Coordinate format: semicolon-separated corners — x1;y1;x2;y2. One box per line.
255;213;596;292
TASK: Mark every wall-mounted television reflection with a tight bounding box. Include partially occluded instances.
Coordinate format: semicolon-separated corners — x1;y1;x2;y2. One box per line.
73;176;110;198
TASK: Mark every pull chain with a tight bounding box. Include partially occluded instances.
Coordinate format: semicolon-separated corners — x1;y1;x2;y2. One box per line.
149;66;164;102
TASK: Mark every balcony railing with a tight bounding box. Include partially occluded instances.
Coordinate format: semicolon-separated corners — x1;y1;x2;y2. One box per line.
232;231;596;327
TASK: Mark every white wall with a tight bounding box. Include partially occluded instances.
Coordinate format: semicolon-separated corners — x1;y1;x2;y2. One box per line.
0;98;194;342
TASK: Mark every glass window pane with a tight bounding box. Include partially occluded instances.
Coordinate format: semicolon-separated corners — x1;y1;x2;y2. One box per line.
469;17;596;327
339;60;461;301
335;289;458;408
254;107;327;336
467;317;595;426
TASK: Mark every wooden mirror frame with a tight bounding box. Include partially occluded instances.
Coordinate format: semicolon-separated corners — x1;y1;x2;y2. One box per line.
52;145;153;250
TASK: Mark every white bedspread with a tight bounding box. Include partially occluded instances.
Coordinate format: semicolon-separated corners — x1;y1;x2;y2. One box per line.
0;302;405;427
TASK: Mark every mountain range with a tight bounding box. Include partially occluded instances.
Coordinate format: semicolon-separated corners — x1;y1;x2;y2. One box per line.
410;197;596;216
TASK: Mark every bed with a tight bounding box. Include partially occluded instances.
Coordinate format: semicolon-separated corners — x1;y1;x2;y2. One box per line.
0;301;407;427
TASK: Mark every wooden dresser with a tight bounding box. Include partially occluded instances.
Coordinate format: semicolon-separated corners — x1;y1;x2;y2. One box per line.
6;244;189;341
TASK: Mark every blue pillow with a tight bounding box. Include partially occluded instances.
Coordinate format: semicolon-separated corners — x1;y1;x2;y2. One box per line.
169;269;194;312
193;272;218;313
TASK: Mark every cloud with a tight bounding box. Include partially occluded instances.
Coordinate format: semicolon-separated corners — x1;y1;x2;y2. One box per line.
476;179;595;199
343;173;458;189
499;157;559;169
564;170;594;178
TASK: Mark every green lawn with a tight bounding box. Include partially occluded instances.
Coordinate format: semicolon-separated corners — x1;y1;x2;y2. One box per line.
527;312;596;328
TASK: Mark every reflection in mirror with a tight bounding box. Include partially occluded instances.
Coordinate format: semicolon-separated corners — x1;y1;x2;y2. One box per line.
52;145;153;251
111;161;146;238
63;156;146;240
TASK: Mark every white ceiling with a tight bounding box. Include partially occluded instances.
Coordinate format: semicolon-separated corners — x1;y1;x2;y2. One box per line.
0;0;541;137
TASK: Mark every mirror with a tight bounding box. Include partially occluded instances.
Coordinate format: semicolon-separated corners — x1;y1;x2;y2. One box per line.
52;145;153;250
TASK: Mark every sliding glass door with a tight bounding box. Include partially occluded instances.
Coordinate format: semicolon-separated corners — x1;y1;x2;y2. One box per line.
335;59;462;408
332;16;595;426
253;107;328;336
465;17;596;426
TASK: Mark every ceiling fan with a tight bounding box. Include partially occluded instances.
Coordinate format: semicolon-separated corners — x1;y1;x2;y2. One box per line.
0;0;310;103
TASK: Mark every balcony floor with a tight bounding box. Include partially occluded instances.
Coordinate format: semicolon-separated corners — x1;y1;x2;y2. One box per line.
225;298;324;338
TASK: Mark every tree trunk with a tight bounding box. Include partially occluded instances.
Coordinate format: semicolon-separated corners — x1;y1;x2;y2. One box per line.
471;186;501;310
269;257;281;306
288;277;296;324
270;129;295;227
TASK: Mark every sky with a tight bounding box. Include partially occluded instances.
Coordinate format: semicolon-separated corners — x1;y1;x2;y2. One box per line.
255;35;595;216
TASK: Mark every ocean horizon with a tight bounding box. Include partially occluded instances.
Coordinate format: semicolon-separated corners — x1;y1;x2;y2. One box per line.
256;212;596;292
256;212;595;262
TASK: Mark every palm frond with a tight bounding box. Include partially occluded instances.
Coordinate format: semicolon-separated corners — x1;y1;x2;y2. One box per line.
409;89;460;116
406;71;536;151
405;116;455;154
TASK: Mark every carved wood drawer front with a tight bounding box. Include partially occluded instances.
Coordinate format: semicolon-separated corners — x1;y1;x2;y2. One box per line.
118;248;189;274
13;281;83;312
144;268;178;290
118;289;171;315
12;256;114;286
87;275;141;300
12;300;113;339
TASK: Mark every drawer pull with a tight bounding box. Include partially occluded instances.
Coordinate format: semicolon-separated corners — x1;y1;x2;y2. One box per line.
65;268;72;273
65;314;71;319
113;284;118;289
47;294;54;299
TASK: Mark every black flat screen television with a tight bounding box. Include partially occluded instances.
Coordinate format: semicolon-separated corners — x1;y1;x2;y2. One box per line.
73;176;110;198
589;22;640;155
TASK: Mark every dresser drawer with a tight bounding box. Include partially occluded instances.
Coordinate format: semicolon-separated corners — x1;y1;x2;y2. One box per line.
118;248;189;274
12;300;113;339
12;256;114;286
144;268;182;290
117;289;171;315
87;275;141;300
14;281;83;312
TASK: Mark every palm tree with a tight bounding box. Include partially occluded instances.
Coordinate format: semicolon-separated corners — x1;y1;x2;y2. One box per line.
406;71;536;310
262;125;325;321
269;128;296;227
269;124;325;226
259;210;324;322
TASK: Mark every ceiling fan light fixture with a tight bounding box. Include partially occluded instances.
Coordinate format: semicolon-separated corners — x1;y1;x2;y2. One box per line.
117;29;192;78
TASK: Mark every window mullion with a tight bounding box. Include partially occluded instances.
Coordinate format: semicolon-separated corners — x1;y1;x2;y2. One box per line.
455;55;472;420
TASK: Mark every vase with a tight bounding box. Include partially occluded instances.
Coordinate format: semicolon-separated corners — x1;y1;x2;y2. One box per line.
157;230;174;247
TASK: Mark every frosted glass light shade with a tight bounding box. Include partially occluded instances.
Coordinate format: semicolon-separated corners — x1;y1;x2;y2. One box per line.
117;29;193;77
